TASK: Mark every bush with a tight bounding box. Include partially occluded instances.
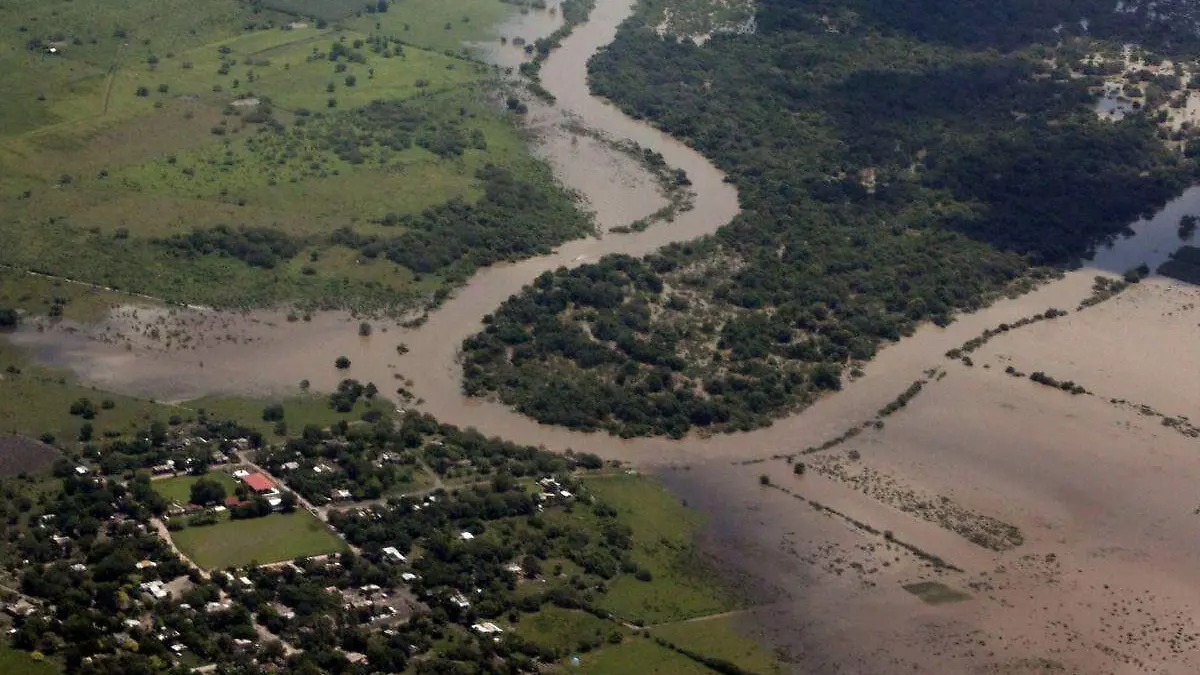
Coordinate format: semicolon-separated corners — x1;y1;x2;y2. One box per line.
335;356;352;369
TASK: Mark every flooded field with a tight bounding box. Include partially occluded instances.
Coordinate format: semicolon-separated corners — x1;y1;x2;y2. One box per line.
8;0;1200;671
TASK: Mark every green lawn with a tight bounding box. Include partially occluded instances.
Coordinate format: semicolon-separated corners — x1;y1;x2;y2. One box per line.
152;471;244;505
651;617;785;675
583;475;733;624
0;645;60;675
170;510;346;568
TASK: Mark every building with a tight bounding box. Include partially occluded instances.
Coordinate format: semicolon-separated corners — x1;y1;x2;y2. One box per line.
241;472;276;494
382;546;407;563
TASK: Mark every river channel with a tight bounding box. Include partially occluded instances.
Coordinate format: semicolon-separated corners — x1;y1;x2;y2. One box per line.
11;0;1199;468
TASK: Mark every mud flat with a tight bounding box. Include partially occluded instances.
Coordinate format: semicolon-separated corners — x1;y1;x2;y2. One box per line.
665;350;1200;673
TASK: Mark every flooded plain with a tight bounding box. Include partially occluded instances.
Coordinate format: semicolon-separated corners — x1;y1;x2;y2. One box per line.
9;0;1200;671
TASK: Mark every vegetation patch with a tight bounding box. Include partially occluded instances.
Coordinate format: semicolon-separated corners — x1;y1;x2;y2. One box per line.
462;0;1194;438
0;435;59;477
651;616;787;674
1158;245;1200;284
169;510;345;568
584;474;734;624
151;471;243;506
0;645;59;675
902;580;971;605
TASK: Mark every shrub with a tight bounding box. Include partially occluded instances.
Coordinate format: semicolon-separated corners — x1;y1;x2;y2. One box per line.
335;356;351;369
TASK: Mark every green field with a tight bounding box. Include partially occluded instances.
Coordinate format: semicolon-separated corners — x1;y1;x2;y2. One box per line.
652;617;785;675
170;510;346;568
512;606;618;653
0;0;583;315
582;475;733;624
0;341;185;442
561;638;715;675
0;645;59;675
191;393;393;437
152;471;244;505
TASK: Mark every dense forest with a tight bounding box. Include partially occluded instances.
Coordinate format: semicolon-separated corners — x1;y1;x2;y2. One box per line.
461;0;1197;437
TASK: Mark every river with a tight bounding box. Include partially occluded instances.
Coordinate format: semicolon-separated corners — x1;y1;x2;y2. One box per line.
9;0;1198;468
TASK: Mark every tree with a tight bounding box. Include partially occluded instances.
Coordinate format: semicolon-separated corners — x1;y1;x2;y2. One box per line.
335;356;351;369
280;490;298;513
376;0;388;12
345;74;357;87
0;308;18;328
262;404;285;422
190;476;227;505
78;422;94;442
135;86;149;97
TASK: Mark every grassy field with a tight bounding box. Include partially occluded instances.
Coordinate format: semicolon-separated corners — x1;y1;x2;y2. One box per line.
0;341;185;442
0;645;59;675
191;393;393;437
170;510;346;568
512;606;618;653
0;0;580;315
651;617;786;675
152;471;244;505
558;638;716;675
582;474;733;624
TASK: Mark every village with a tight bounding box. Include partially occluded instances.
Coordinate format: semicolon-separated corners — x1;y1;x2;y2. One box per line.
0;410;637;674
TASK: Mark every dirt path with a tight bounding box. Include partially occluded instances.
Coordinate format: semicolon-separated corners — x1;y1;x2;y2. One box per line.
150;516;209;580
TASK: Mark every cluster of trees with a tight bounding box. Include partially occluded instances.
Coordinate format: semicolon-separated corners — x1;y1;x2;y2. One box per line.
328;378;378;413
331;164;592;279
159;224;302;269
256;411;602;505
461;0;1196;437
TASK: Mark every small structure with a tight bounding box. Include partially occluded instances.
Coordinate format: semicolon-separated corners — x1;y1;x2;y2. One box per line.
382;546;407;563
449;592;471;609
459;531;475;541
471;622;503;635
332;488;352;501
140;581;169;600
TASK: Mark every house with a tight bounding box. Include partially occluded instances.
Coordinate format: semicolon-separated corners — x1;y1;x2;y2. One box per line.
135;559;157;570
382;546;407;563
241;472;276;494
504;563;523;576
449;592;471;609
471;622;503;635
400;572;419;582
332;488;352;501
281;461;300;471
3;600;35;618
140;581;169;600
74;466;89;476
459;531;475;541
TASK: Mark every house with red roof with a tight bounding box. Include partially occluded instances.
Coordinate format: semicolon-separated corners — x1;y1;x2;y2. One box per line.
241;472;276;494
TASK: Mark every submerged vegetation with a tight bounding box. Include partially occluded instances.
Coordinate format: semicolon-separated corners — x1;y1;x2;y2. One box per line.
462;0;1197;437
